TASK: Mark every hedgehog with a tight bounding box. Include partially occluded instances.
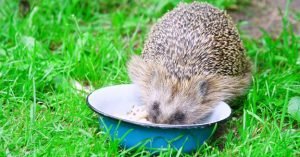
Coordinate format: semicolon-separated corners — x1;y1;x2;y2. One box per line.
127;2;252;124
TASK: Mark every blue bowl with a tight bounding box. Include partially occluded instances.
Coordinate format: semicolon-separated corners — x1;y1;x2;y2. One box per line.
86;84;231;153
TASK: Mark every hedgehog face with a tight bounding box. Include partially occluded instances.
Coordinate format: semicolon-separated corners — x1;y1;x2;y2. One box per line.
128;56;218;124
145;77;214;124
127;55;216;124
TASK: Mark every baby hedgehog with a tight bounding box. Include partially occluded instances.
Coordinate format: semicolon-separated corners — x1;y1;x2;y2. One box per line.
128;2;252;124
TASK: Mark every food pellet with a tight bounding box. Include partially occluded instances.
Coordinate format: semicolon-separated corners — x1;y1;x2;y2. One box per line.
116;105;152;124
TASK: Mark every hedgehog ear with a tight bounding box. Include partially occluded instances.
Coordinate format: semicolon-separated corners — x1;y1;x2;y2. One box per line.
150;65;164;86
127;55;152;86
149;63;172;91
198;80;208;96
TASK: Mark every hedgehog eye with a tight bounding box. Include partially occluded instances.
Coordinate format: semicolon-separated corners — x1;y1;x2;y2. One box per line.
152;101;160;113
148;101;160;123
198;80;208;96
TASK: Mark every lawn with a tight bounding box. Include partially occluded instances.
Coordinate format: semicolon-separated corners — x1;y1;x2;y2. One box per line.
0;0;299;156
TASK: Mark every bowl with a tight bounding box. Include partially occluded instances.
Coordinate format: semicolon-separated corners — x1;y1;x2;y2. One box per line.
86;84;231;153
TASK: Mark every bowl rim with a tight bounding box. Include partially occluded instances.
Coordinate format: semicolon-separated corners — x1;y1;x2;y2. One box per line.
86;85;232;129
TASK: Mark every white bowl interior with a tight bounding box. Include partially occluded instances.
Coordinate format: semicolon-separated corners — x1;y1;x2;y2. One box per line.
87;84;231;126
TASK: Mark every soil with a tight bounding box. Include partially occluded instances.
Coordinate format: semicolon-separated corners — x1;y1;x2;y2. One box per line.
228;0;300;38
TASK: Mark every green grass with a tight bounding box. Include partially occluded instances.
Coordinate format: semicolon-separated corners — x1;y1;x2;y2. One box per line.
0;0;299;156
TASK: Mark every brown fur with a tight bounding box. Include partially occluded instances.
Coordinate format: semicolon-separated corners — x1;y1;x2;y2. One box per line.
127;2;252;124
128;56;251;124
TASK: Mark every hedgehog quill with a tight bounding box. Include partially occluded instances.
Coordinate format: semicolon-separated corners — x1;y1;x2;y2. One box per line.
127;2;252;124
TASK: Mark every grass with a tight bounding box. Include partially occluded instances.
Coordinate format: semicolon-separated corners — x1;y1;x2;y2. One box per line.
0;0;299;156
